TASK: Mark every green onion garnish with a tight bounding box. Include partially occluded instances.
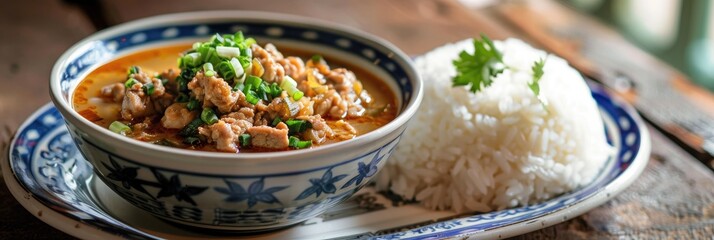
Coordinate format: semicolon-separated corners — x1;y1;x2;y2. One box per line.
234;31;245;42
288;136;312;149
217;60;236;81
271;117;282;127
292;91;304;101
180;52;202;68
109;121;131;135
244;38;256;47
285;119;312;135
211;33;224;45
142;82;155;95
296;140;312;149
288;136;298;148
128;66;141;75
179;118;203;137
269;83;282;98
124;78;138;88
280;76;304;101
216;46;242;59
245;91;259;105
200;108;218;125
231;58;244;78
233;82;245;92
246;75;262;90
239;134;251;147
176;76;187;92
258;83;272;101
176;92;190;103
203;62;216;77
311;55;323;63
186;98;200;111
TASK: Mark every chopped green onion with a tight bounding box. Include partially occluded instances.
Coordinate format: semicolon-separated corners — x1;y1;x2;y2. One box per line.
109;121;131;135
247;75;262;90
292;91;304;101
271;117;282;127
258;83;272;101
211;33;224;45
203;62;216;77
233;82;245;92
280;76;296;90
216;46;242;59
239;134;251;147
176;76;188;92
234;32;245;42
184;136;201;145
288;136;312;149
180;52;202;68
311;55;323;63
216;58;244;82
238;55;251;69
288;136;298;148
192;42;202;50
231;58;244;78
296;140;312;149
176;92;190;103
217;60;236;81
124;78;138;88
244;37;256;47
142;82;155;95
269;83;282;98
186;98;200;111
201;108;219;125
180;68;196;82
198;46;222;67
179;118;203;137
280;76;304;101
128;66;141;75
245;91;260;105
285;119;312;135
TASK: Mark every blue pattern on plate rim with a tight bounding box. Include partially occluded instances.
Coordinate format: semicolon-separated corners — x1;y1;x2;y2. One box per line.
9;82;643;239
59;22;413;107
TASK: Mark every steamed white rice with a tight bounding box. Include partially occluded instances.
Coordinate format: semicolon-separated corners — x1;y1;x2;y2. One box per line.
375;38;613;213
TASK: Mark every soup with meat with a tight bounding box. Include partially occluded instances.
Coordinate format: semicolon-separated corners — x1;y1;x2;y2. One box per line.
73;32;397;153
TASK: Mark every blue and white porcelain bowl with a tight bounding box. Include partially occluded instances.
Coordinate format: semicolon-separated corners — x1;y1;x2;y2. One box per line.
49;11;422;231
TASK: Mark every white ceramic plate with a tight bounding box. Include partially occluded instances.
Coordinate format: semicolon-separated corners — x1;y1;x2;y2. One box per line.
4;82;649;239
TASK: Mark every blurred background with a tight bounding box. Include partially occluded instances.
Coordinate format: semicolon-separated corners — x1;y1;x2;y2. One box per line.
564;0;714;90
4;0;714;238
55;0;714;91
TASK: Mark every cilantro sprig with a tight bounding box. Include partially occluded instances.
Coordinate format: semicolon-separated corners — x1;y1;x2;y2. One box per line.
529;57;546;96
452;34;547;106
452;34;504;93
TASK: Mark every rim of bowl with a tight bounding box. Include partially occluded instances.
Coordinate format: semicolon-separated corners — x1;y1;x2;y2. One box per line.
50;10;423;165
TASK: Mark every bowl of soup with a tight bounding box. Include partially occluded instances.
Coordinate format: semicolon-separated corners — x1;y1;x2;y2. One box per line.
49;11;422;231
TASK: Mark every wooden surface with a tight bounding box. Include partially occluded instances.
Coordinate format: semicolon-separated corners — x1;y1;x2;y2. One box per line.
2;0;714;239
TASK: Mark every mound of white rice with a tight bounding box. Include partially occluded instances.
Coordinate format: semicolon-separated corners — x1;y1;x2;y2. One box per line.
376;38;613;213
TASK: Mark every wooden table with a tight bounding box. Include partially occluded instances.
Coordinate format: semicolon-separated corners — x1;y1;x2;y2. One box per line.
3;0;714;238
